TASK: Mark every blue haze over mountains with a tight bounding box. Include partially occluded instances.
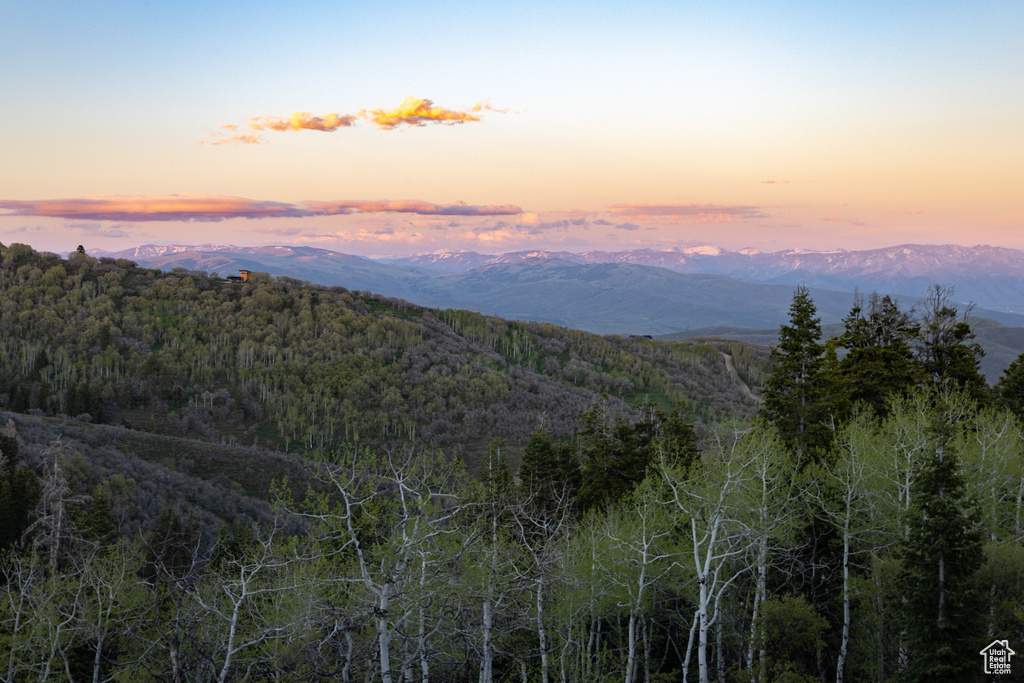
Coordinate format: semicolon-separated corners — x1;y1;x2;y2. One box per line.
101;243;1024;379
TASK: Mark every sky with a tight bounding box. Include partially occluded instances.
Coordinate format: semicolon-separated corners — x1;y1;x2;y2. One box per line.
1;1;1022;257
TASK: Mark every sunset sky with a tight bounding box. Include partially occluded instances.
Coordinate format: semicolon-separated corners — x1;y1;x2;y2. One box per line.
2;1;1022;256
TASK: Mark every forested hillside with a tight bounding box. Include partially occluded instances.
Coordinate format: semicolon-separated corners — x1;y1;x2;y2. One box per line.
0;244;758;461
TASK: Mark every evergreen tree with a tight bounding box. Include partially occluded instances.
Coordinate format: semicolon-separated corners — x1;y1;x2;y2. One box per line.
898;409;985;682
917;285;989;405
577;403;643;511
77;490;117;548
143;506;200;583
761;286;835;461
0;434;41;553
838;292;924;413
518;429;579;512
650;403;700;470
994;352;1024;420
576;400;693;512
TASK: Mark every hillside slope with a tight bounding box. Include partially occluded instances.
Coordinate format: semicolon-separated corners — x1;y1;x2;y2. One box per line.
0;244;761;466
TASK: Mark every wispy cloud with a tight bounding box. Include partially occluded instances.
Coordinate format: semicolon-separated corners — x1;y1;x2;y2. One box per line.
0;195;311;222
822;215;866;226
204;133;263;146
249;112;357;132
206;96;504;144
67;221;136;238
303;199;521;217
607;203;767;223
0;195;522;222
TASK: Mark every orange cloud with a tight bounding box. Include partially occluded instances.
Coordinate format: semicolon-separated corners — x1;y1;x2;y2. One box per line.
247;111;357;132
358;96;498;129
608;203;766;223
304;199;522;217
0;195;522;222
204;133;263;146
206;97;502;143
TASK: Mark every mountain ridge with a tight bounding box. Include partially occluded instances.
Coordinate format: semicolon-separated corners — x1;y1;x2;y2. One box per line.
379;243;1024;310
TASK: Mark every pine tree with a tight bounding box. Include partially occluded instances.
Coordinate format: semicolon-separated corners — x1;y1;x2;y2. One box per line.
917;285;989;405
651;403;700;470
576;400;690;512
898;408;985;682
0;434;41;552
519;429;579;512
994;352;1024;420
761;286;835;461
838;292;924;414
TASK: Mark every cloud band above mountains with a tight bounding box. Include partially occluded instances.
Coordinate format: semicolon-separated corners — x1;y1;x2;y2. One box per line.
608;203;767;223
206;96;504;144
303;200;522;217
0;195;523;222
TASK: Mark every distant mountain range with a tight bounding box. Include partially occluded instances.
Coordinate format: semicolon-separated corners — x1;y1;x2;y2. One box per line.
381;244;1024;313
94;242;1024;379
106;241;1024;309
98;241;1024;319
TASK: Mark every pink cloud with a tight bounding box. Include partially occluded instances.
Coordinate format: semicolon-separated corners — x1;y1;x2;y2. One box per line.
822;215;866;226
608;203;767;223
248;111;357;132
0;195;523;222
0;195;311;222
304;199;522;217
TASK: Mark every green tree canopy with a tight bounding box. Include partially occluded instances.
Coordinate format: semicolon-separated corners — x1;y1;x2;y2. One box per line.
838;292;925;413
761;285;838;461
917;285;989;405
994;351;1024;420
898;410;985;682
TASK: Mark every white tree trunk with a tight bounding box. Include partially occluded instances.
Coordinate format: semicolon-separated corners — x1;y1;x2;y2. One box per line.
378;583;393;683
537;576;549;683
836;517;851;683
479;596;493;683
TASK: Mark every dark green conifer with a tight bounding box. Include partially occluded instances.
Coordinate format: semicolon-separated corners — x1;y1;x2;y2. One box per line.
917;286;989;405
78;490;117;548
577;400;694;511
994;352;1024;420
0;434;41;552
838;292;924;414
761;286;835;461
518;429;579;511
143;506;200;582
651;404;699;471
898;411;985;683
